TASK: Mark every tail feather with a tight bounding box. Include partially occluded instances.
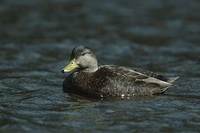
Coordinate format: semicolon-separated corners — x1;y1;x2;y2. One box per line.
167;76;179;83
161;77;179;93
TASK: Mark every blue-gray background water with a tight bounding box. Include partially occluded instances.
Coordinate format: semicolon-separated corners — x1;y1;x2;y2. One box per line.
0;0;200;132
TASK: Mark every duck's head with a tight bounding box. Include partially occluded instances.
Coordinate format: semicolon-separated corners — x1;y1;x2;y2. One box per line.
62;46;98;74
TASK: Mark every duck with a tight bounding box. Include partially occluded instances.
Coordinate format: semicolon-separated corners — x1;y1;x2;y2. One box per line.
62;46;179;99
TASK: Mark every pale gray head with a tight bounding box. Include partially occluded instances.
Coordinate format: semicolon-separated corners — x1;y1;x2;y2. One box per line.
63;46;98;73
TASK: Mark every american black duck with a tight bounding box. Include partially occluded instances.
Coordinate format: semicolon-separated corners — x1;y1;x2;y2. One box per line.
62;46;179;99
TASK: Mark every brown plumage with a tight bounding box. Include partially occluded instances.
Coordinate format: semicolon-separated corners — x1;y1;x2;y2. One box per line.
62;46;179;99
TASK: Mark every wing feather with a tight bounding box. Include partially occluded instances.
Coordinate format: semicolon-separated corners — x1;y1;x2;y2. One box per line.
99;65;172;87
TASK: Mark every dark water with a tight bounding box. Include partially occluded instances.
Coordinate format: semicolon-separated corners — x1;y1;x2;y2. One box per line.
0;0;200;132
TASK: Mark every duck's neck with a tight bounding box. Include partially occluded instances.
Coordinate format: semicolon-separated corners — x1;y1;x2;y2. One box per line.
82;65;98;73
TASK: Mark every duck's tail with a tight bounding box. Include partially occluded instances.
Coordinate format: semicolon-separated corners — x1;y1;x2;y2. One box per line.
167;76;179;83
157;76;179;94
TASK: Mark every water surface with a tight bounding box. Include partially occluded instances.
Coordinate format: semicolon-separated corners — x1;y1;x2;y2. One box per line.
0;0;200;132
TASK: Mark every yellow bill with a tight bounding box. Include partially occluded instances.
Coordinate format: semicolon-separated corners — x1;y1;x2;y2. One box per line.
63;59;79;73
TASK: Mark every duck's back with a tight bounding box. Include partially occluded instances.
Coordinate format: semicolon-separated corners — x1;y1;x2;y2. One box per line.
94;65;175;97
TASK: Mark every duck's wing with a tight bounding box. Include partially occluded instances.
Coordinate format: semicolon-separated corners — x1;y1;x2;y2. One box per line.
99;65;177;88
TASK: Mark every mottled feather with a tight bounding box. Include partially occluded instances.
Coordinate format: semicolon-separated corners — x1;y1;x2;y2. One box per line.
62;46;179;99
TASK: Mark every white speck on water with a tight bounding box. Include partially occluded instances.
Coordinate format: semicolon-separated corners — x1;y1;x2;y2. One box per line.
121;94;125;98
